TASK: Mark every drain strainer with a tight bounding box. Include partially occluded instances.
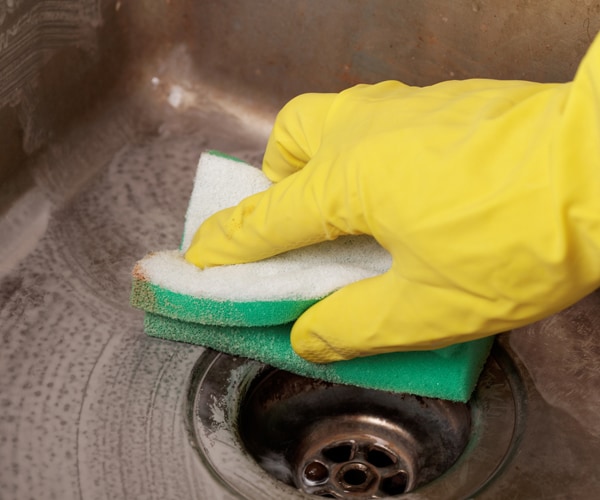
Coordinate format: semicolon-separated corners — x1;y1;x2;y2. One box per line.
295;419;412;497
238;370;471;498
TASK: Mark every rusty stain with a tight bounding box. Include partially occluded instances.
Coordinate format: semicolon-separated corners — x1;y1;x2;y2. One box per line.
132;261;149;281
338;63;362;86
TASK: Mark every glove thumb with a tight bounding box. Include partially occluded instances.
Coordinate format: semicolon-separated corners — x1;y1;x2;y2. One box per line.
290;271;465;363
290;272;399;363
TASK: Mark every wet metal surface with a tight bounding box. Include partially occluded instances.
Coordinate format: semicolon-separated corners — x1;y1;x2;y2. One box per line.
2;1;600;499
0;83;268;499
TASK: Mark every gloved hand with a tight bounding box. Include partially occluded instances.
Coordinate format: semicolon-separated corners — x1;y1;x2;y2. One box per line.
185;33;600;363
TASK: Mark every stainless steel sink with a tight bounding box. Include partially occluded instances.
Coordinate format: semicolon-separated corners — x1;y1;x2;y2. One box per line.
1;1;600;498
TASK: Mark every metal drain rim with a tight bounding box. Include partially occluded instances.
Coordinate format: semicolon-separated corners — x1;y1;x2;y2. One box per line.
186;344;525;499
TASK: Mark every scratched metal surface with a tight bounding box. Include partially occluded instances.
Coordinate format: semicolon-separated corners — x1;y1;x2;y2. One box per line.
2;1;600;499
0;80;269;499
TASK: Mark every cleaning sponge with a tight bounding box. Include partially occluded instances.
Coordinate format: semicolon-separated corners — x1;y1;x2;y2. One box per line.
132;151;392;327
131;151;494;401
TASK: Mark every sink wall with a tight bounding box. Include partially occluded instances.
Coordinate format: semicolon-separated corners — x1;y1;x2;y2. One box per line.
2;0;600;199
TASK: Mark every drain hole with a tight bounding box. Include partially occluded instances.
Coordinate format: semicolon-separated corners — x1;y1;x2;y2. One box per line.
366;447;395;468
323;443;353;463
343;467;368;486
304;461;329;484
237;368;475;497
381;470;409;496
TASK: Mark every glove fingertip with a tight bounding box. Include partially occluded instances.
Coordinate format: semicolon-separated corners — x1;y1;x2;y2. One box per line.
290;309;356;363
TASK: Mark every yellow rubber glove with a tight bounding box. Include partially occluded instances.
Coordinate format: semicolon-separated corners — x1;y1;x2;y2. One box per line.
186;33;600;363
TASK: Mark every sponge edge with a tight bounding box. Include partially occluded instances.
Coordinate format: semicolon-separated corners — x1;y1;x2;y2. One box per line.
131;265;317;326
143;312;494;402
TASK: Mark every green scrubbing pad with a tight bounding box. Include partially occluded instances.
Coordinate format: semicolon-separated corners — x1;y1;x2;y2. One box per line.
131;151;494;402
144;312;493;402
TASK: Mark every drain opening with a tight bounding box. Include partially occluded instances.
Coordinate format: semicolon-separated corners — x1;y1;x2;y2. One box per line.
323;443;354;463
342;467;367;486
366;447;395;468
238;369;471;498
381;471;409;496
304;461;329;484
339;463;373;489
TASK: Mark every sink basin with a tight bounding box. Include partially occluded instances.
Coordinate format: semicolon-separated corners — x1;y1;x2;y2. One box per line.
1;2;600;499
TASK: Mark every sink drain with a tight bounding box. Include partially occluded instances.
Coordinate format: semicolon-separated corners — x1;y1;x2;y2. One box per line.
296;421;411;497
299;431;410;496
187;344;524;499
238;370;471;497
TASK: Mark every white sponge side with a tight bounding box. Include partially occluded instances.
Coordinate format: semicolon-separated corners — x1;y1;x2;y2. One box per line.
180;153;271;252
141;152;392;302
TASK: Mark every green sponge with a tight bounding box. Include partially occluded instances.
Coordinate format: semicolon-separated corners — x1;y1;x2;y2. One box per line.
131;151;494;402
143;312;493;402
